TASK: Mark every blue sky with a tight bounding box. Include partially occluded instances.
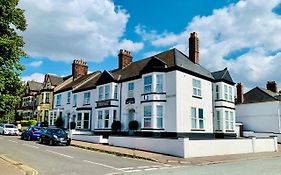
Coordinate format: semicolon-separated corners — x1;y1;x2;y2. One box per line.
20;0;281;91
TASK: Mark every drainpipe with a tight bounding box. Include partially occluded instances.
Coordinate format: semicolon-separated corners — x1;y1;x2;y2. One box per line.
277;101;281;133
119;82;122;128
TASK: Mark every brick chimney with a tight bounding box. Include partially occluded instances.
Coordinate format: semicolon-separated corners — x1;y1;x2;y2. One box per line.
118;49;132;69
72;59;88;80
266;81;277;93
189;32;199;64
236;83;244;104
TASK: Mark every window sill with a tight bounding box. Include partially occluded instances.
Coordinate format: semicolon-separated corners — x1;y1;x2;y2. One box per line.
215;99;234;103
141;128;164;130
191;129;205;131
141;92;166;96
225;129;235;132
83;103;90;106
192;95;202;99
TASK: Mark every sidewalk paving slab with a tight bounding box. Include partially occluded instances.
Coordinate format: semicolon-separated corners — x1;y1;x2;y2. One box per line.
71;140;281;166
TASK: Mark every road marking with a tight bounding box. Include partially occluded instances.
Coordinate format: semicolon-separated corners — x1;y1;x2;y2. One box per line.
45;150;73;159
144;167;158;171
124;169;142;173
22;143;39;149
119;167;134;170
83;160;125;172
137;165;150;169
8;140;18;143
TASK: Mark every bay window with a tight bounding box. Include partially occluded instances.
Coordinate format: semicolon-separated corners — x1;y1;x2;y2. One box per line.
156;105;163;128
98;111;103;128
98;87;103;101
144;76;152;93
216;111;221;130
104;110;109;128
225;111;229;129
143;106;152;128
114;85;118;99
156;74;163;92
105;85;110;100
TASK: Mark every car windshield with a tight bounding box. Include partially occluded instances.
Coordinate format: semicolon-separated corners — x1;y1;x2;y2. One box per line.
5;125;16;128
51;129;66;136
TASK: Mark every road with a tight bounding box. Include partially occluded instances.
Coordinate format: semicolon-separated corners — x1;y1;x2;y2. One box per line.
131;156;281;175
0;135;172;175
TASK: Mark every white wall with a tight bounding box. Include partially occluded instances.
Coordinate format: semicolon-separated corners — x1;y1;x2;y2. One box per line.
176;71;213;133
236;101;280;133
108;136;277;158
72;134;107;144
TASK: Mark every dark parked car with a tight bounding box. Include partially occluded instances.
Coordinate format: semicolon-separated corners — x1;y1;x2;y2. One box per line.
39;128;71;146
21;126;45;140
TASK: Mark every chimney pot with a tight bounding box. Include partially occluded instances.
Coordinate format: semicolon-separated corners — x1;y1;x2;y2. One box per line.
189;32;199;64
118;49;133;69
266;81;277;93
72;59;88;80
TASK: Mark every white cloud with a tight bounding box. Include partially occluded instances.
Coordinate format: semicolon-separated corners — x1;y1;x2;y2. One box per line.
136;0;281;89
20;0;143;62
29;60;43;68
21;73;45;83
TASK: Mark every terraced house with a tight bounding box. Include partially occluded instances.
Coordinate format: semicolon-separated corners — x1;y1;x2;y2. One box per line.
52;32;236;138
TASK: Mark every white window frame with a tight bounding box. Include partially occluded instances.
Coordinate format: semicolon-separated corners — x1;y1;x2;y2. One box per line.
144;75;152;93
97;111;103;128
192;79;201;97
128;82;134;98
56;94;61;106
83;113;90;130
83;92;91;105
191;107;204;129
230;111;234;130
73;94;77;107
216;110;221;130
98;87;103;101
225;111;229;130
67;92;71;104
215;85;220;100
156;105;163;129
229;86;233;102
143;106;152;128
224;85;228;100
156;74;163;93
104;110;110;128
105;85;110;100
114;85;118;99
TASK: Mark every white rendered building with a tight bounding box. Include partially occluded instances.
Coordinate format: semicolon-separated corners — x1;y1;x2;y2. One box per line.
51;32;236;138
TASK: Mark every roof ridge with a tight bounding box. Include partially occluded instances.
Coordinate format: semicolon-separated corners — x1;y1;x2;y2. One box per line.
73;71;101;91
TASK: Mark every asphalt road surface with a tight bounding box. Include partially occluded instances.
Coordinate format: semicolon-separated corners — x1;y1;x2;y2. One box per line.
0;135;173;175
131;155;281;175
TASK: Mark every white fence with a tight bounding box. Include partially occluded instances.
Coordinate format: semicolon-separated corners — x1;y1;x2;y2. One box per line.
71;134;108;144
108;136;277;158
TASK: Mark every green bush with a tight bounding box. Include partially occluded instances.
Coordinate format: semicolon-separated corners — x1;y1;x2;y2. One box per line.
111;121;121;132
20;120;29;126
28;120;37;126
55;116;64;128
129;120;139;131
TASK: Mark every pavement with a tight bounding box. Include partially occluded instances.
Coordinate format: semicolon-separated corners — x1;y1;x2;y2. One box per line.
71;139;281;166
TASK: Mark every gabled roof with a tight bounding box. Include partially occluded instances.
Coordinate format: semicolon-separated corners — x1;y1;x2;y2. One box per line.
242;87;279;104
27;81;43;92
110;48;214;82
73;73;102;93
211;68;235;85
48;74;64;86
54;71;100;94
96;71;117;85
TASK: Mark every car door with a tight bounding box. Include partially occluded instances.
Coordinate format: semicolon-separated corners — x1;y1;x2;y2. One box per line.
41;129;48;142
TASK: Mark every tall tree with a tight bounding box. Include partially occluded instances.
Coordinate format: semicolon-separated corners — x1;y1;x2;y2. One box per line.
0;0;27;123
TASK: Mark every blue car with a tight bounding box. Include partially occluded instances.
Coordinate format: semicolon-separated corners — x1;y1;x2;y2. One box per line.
21;126;45;141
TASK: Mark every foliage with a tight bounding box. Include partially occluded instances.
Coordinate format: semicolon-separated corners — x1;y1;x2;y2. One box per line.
0;0;27;123
129;120;139;131
14;111;23;121
28;119;37;126
55;116;64;128
20;120;29;126
70;122;76;130
111;120;121;132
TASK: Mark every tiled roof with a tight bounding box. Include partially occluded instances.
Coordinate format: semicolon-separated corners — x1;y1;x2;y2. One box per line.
242;87;279;104
27;81;43;92
48;74;64;86
54;71;100;93
211;68;235;85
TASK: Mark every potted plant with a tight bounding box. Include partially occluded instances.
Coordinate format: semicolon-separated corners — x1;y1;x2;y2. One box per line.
128;120;139;135
111;120;121;133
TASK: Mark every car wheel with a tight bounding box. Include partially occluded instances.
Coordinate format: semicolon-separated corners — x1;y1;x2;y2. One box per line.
21;135;24;140
27;136;31;141
39;138;43;144
49;139;53;146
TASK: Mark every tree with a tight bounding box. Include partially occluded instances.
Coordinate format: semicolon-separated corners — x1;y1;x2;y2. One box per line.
0;0;27;123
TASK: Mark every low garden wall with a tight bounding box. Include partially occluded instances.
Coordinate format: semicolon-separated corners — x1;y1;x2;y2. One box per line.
108;136;277;158
71;134;107;144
